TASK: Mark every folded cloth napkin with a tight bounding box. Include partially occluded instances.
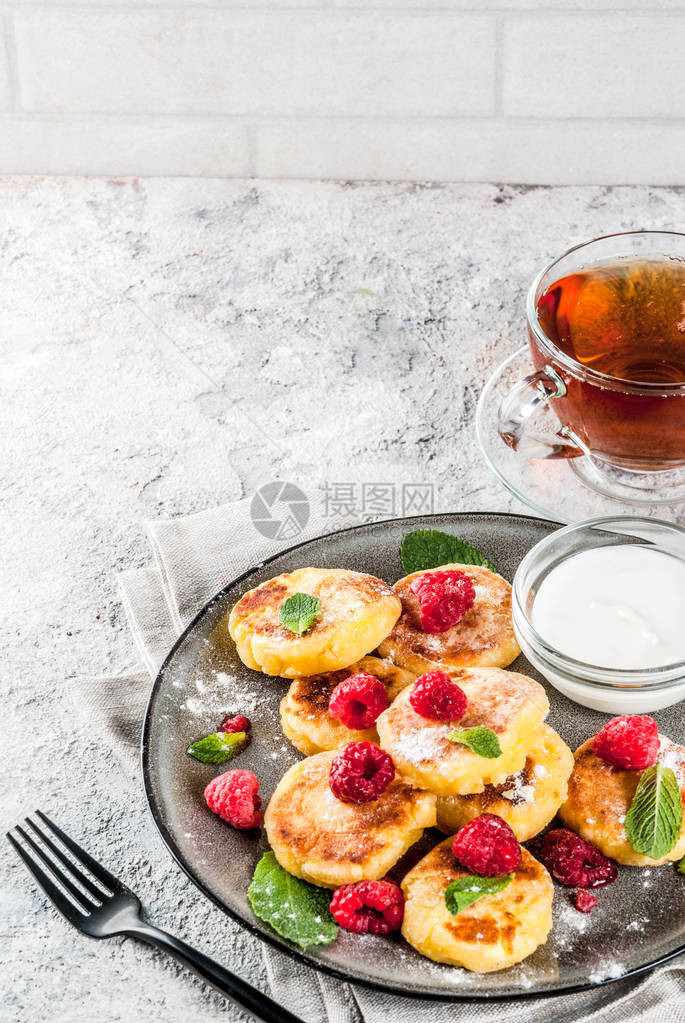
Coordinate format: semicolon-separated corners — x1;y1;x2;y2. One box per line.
67;497;685;1023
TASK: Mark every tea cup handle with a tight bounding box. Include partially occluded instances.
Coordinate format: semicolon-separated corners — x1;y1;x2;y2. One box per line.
498;364;588;460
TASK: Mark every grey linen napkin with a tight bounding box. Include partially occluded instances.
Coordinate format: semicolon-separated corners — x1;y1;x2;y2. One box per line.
67;497;685;1023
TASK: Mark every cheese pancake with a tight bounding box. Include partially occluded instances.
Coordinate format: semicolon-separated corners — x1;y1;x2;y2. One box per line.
376;667;549;796
402;839;553;972
280;656;416;756
378;564;520;675
264;750;436;888
559;734;685;867
436;724;573;841
229;567;401;677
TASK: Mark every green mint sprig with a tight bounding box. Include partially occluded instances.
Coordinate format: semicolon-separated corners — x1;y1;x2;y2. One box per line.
625;762;683;860
279;593;320;635
677;855;685;875
445;873;513;915
248;852;338;949
400;529;496;575
186;730;248;764
448;726;502;759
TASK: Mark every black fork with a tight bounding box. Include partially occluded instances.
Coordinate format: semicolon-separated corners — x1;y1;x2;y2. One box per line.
8;811;305;1023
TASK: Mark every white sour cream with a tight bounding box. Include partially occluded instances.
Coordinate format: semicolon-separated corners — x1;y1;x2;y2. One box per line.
531;545;685;670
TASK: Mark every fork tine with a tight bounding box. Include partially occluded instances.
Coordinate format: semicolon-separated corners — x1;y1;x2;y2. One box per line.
35;810;120;894
24;817;105;903
16;826;101;909
7;832;89;922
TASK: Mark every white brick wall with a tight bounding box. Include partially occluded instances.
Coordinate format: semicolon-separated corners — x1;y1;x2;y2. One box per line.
15;12;495;116
1;4;685;182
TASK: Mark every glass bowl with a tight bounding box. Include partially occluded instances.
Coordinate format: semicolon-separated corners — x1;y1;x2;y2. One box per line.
512;515;685;712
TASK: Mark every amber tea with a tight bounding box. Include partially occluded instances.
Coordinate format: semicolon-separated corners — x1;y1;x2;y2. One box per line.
526;257;685;471
536;259;685;386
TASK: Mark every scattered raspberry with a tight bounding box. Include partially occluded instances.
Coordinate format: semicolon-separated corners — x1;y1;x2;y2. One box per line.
409;670;467;722
541;829;618;889
329;741;395;804
328;672;389;730
574;890;598;913
592;715;659;771
409;569;476;633
204;769;261;829
220;713;251;735
330;879;404;934
452;813;521;876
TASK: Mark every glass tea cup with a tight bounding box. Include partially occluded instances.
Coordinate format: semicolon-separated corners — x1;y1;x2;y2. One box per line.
499;231;685;502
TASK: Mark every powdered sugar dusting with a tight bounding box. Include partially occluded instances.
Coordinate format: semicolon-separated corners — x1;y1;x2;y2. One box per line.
318;785;347;825
658;734;685;788
588;962;626;983
393;725;451;764
180;670;263;720
500;781;535;804
553;897;592;951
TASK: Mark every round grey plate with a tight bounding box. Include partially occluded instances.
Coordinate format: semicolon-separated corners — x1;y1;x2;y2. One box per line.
142;513;685;1001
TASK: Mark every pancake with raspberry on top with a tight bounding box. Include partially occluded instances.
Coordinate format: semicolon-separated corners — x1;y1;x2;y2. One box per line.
264;744;436;888
401;820;553;972
378;564;520;675
376;666;548;796
560;715;685;867
280;655;416;756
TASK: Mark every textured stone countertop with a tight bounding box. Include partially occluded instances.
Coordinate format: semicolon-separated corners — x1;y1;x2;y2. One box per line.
3;178;685;1023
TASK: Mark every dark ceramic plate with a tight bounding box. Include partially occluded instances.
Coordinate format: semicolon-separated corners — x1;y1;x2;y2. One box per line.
142;513;685;1000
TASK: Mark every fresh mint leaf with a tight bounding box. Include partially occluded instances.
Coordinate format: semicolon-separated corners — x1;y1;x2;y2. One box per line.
400;529;496;575
448;726;502;759
445;873;513;915
625;763;683;860
248;852;338;949
279;593;320;635
187;730;248;764
677;855;685;875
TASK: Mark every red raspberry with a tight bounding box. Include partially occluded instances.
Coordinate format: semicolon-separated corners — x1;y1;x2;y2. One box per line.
592;715;659;771
329;741;395;804
328;672;389;730
409;670;467;722
409;569;476;633
204;769;261;829
451;813;521;876
574;890;598;914
220;713;251;734
330;879;404;935
541;829;617;889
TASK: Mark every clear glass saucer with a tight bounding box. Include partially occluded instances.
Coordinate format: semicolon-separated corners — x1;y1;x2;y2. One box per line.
476;347;685;524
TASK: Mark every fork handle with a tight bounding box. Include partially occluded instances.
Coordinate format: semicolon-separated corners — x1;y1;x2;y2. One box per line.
129;922;306;1023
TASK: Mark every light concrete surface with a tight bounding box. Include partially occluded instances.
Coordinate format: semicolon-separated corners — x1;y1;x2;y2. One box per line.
2;177;685;1023
3;6;685;180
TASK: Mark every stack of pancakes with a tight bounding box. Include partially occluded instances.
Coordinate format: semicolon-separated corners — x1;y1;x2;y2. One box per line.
228;563;575;972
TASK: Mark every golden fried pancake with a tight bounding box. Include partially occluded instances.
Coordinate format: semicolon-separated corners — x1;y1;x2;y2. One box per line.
378;564;520;675
264;750;436;888
436;724;573;841
280;656;416;756
228;567;401;677
402;838;553;972
559;734;685;867
376;667;549;796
